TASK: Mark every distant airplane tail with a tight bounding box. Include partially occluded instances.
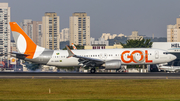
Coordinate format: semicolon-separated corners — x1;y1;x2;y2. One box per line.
9;22;45;59
72;43;77;50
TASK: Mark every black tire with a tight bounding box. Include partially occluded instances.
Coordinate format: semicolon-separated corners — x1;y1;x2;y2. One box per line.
90;68;96;73
175;69;180;73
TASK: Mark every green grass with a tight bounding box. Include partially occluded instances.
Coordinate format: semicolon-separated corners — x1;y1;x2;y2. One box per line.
0;79;180;101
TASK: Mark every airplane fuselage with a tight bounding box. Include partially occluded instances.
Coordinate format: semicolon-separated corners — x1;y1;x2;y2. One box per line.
25;48;176;67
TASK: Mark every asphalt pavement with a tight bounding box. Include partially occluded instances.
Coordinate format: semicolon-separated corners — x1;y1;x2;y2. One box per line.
0;72;180;79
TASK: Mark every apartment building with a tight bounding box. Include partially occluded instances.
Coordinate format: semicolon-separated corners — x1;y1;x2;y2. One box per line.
90;37;109;46
42;12;60;50
167;18;180;42
60;28;69;42
0;3;10;61
21;20;42;46
69;12;90;46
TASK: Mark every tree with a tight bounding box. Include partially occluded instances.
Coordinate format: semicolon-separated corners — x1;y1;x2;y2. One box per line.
63;46;73;50
120;38;152;48
62;44;84;50
75;45;84;49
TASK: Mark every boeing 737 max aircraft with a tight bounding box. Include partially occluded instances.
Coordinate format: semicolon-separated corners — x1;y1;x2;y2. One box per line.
9;22;177;73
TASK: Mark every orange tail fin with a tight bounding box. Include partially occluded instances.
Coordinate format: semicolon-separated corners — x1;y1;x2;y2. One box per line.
10;22;37;59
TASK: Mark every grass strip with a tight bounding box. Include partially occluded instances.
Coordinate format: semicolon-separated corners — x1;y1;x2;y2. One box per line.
0;79;180;101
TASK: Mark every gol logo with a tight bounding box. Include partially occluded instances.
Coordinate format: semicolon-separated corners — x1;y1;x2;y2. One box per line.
121;50;152;63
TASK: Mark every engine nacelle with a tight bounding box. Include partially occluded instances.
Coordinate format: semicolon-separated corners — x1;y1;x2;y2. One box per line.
102;60;121;70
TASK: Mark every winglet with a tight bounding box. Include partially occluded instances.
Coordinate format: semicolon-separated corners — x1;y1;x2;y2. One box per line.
66;45;75;58
72;43;77;50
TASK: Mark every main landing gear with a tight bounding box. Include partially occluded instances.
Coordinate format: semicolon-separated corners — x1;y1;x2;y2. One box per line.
90;68;96;73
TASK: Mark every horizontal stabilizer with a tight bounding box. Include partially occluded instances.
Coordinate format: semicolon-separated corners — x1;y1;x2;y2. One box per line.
11;51;29;59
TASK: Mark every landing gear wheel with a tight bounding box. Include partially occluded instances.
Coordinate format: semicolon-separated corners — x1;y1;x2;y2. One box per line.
90;68;96;73
175;70;180;73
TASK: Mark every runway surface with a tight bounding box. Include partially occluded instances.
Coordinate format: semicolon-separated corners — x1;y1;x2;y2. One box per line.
0;72;180;79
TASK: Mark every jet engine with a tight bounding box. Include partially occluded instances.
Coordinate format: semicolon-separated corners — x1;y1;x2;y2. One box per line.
101;60;121;70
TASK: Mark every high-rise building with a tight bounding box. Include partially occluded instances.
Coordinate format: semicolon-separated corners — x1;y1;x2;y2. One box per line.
167;17;180;42
128;31;143;40
101;33;111;40
42;12;60;50
21;20;42;46
20;19;32;34
60;28;69;42
90;37;109;46
10;40;17;52
0;3;10;61
69;12;90;46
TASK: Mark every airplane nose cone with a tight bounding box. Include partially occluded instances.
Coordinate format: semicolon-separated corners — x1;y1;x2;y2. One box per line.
171;54;177;60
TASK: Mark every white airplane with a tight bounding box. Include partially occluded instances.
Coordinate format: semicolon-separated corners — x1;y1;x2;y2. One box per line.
10;22;177;73
157;63;180;73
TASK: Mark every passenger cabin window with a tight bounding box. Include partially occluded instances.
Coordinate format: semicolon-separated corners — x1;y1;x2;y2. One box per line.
163;52;169;55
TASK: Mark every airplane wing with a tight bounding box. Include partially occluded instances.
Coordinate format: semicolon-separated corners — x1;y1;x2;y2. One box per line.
66;45;104;67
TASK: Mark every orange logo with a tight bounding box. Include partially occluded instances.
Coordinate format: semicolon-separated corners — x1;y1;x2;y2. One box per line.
121;50;152;63
12;58;15;62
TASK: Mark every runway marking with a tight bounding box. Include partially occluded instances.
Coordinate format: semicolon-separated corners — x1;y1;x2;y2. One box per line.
49;88;51;94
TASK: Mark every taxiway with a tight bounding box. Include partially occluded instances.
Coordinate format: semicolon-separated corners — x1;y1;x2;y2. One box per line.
0;72;180;79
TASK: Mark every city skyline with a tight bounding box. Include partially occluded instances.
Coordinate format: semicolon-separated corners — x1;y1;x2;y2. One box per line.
1;0;180;38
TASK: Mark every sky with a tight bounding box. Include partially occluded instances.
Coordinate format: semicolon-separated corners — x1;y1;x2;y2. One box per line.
1;0;180;38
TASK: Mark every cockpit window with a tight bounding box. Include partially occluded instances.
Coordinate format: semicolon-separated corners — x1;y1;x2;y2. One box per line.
163;52;169;55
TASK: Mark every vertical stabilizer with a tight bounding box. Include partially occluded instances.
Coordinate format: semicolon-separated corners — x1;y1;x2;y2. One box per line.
9;22;44;59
